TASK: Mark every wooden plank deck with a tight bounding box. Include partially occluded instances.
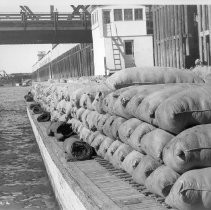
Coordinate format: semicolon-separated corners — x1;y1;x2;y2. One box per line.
27;108;173;210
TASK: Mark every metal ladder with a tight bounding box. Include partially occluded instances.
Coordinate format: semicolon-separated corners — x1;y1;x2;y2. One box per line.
108;24;122;71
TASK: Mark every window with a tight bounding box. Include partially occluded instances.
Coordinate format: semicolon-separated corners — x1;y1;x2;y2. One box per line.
124;9;133;21
114;9;122;21
135;8;143;20
125;40;134;55
103;11;110;24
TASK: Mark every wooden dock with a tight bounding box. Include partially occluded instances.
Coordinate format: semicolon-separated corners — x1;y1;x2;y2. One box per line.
27;108;174;210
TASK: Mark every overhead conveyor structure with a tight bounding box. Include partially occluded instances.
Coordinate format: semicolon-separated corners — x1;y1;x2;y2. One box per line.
0;5;92;44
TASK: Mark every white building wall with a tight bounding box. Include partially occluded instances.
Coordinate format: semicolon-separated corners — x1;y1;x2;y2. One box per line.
102;5;147;37
104;36;153;71
109;21;147;37
134;36;154;67
89;5;153;75
92;27;106;75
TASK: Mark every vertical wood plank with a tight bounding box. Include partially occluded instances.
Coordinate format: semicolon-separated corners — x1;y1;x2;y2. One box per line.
161;6;165;66
157;6;161;66
198;5;203;61
152;6;158;66
178;5;183;68
202;5;207;62
173;5;176;68
208;5;211;65
174;5;179;68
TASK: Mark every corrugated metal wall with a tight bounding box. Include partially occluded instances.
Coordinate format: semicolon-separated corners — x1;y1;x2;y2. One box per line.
32;43;94;82
152;5;198;69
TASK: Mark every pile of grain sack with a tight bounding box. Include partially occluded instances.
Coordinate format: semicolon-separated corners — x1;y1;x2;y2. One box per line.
31;67;211;210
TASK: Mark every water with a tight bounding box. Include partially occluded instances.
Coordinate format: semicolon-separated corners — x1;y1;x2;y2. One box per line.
0;86;59;210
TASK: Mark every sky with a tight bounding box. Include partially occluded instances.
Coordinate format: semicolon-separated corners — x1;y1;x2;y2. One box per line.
0;0;209;74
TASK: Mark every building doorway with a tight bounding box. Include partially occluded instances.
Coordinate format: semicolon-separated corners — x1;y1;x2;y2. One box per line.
124;40;135;68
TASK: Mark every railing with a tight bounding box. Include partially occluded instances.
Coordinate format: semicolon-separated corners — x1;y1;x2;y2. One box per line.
0;12;91;22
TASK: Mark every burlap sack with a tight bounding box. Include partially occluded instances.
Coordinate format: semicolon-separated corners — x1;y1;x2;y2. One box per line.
91;133;107;152
68;118;82;133
136;84;196;125
165;167;211;210
86;111;100;131
111;144;133;169
63;137;95;162
70;107;78;119
102;87;131;114
56;99;67;114
79;93;95;110
129;122;156;153
118;118;142;144
71;84;108;108
145;165;180;197
79;126;91;142
75;123;84;134
122;150;144;175
102;115;118;139
92;90;113;114
96;114;111;132
50;110;60;121
112;86;145;119
163;124;211;173
155;84;211;134
125;84;166;117
132;155;162;185
205;73;211;84
63;136;80;153
104;140;122;162
97;137;114;158
140;128;174;161
81;109;92;127
111;117;127;139
58;114;68;123
65;101;75;117
87;131;101;145
106;66;204;90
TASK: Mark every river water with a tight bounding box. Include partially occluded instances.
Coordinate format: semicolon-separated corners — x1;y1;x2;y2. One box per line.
0;86;59;210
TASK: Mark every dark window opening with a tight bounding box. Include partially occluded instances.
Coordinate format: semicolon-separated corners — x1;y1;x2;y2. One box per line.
125;41;134;55
124;9;133;21
114;9;122;21
135;8;143;20
103;11;110;24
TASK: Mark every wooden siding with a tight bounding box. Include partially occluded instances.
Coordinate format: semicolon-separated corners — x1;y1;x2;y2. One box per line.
197;5;211;66
152;5;198;69
32;43;94;82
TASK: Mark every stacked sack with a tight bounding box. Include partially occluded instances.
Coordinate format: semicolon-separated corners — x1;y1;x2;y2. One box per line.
65;67;210;208
32;67;211;210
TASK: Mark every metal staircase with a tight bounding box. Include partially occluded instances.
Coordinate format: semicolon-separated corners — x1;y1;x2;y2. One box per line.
108;24;122;71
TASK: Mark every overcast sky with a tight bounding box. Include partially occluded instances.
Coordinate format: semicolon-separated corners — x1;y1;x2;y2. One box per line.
0;0;209;74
